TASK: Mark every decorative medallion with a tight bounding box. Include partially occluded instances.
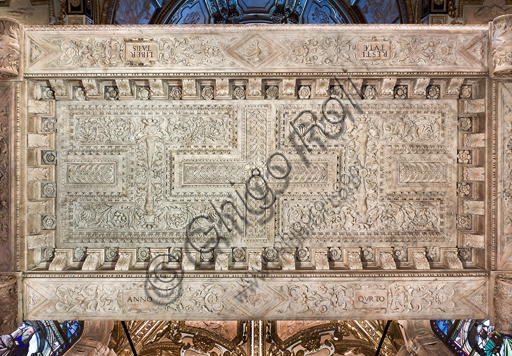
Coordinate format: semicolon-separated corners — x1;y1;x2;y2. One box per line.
266;86;279;99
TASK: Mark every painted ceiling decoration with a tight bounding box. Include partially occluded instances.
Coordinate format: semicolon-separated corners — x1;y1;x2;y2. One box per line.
108;320;405;356
107;0;406;24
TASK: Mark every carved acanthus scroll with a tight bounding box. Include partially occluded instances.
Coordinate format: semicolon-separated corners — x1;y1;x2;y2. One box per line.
0;18;21;78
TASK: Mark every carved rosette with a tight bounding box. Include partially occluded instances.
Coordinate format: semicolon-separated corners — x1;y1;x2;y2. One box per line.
0;18;21;78
492;15;512;78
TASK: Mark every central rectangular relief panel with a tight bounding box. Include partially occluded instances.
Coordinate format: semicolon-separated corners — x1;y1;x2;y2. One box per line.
56;99;458;249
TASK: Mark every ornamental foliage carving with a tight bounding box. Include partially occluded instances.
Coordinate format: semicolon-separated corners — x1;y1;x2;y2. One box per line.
0;19;20;77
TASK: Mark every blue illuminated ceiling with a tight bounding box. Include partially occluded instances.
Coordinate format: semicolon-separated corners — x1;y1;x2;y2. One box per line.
112;0;404;25
157;0;369;23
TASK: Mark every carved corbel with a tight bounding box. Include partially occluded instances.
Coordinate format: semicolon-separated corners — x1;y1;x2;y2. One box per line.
344;78;363;99
82;249;105;271
441;248;464;269
115;79;133;98
344;248;363;270
494;274;512;334
247;78;263;99
313;78;330;98
81;79;101;99
313;249;329;270
492;15;512;78
215;250;230;271
281;250;296;270
376;249;396;270
182;250;197;270
280;79;296;99
215;78;230;99
0;18;21;78
461;233;485;249
49;249;73;271
380;78;397;98
445;78;465;98
410;248;430;270
412;78;430;98
182;79;199;99
248;250;262;271
115;249;136;271
49;79;70;99
149;79;165;98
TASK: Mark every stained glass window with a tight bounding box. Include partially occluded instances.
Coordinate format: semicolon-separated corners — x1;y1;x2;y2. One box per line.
11;321;84;356
432;319;512;356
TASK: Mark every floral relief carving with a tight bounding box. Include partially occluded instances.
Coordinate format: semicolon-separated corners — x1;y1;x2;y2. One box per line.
0;19;20;77
53;38;125;67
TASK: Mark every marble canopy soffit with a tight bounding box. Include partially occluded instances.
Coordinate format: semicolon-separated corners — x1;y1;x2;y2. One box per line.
3;16;512;324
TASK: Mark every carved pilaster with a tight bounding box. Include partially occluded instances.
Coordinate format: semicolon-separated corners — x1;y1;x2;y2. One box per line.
0;18;21;79
0;275;17;335
494;274;512;334
0;83;14;272
492;15;512;78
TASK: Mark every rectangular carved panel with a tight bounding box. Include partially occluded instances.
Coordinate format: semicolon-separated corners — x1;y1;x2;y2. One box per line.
24;26;488;75
23;274;488;320
0;84;14;272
